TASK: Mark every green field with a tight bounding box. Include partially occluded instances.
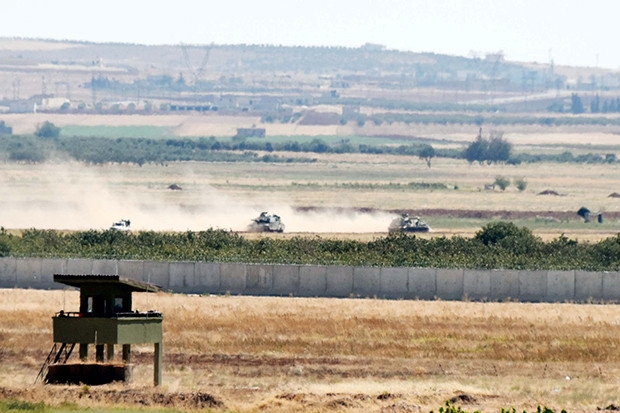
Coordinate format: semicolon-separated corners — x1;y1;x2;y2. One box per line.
60;125;173;139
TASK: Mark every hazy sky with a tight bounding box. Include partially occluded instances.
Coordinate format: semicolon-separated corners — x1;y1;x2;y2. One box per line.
3;0;617;69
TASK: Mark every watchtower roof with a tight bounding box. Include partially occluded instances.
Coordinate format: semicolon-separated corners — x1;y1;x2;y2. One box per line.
53;274;162;293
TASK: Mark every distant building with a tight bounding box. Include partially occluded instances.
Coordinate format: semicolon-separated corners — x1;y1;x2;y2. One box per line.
361;43;386;52
8;99;37;113
485;52;505;63
236;128;266;138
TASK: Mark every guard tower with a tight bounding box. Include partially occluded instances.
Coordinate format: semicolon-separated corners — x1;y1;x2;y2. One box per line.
36;274;163;386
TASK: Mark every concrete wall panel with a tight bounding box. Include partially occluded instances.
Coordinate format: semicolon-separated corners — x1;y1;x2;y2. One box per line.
352;266;381;298
436;269;464;300
325;265;353;298
489;270;520;301
15;258;42;288
0;257;17;288
518;271;547;302
117;260;145;282
6;257;620;303
195;262;221;294
602;272;620;302
65;259;93;275
546;270;575;302
408;268;436;300
380;267;408;299
143;261;171;290
220;263;246;294
575;271;603;302
299;265;326;297
39;259;66;289
463;270;491;301
92;259;119;275
272;264;299;296
169;262;196;293
246;264;274;295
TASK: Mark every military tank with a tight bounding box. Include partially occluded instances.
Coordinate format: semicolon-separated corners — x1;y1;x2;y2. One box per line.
388;213;430;233
248;212;285;232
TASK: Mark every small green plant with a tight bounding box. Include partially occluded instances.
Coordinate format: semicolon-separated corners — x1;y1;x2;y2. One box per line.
494;175;510;191
515;177;528;191
431;403;566;413
0;399;45;411
434;402;474;413
80;384;90;395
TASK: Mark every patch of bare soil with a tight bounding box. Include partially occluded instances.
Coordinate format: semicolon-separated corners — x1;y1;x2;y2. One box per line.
537;189;562;196
296;206;618;221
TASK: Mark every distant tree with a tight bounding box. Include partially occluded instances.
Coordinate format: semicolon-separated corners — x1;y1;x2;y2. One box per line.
418;144;435;168
463;130;488;164
486;132;512;163
0;121;12;135
176;72;186;87
590;94;600;113
35;121;60;139
464;129;512;165
570;93;584;114
308;138;329;153
577;206;591;222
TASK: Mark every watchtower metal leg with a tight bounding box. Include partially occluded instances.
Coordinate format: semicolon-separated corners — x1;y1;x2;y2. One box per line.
122;344;131;363
95;345;104;362
79;343;88;361
106;344;114;361
154;342;162;386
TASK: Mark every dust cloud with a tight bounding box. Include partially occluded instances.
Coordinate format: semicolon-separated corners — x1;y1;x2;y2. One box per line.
1;162;396;233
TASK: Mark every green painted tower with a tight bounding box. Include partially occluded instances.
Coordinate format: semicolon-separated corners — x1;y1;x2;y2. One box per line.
37;274;164;386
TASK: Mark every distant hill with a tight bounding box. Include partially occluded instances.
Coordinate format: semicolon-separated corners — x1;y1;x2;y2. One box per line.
1;38;619;114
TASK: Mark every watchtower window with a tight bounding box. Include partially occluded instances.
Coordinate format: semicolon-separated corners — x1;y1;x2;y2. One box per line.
114;298;123;313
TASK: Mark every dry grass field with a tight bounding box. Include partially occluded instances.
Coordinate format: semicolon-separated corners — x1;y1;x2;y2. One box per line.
1;289;620;413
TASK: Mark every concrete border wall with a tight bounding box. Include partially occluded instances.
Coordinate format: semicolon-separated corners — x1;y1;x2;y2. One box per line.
1;257;618;303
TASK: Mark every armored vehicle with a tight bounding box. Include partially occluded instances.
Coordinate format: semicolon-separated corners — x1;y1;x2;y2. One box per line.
248;212;285;232
388;213;430;233
110;219;131;231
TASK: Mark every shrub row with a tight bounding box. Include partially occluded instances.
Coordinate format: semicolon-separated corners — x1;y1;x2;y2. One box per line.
1;223;619;271
1;134;617;166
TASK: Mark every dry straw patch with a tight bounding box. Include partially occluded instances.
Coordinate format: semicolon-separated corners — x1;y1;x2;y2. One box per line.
2;289;620;412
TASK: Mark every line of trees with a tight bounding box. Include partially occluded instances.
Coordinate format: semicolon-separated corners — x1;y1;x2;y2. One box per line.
1;123;619;167
1;222;620;271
